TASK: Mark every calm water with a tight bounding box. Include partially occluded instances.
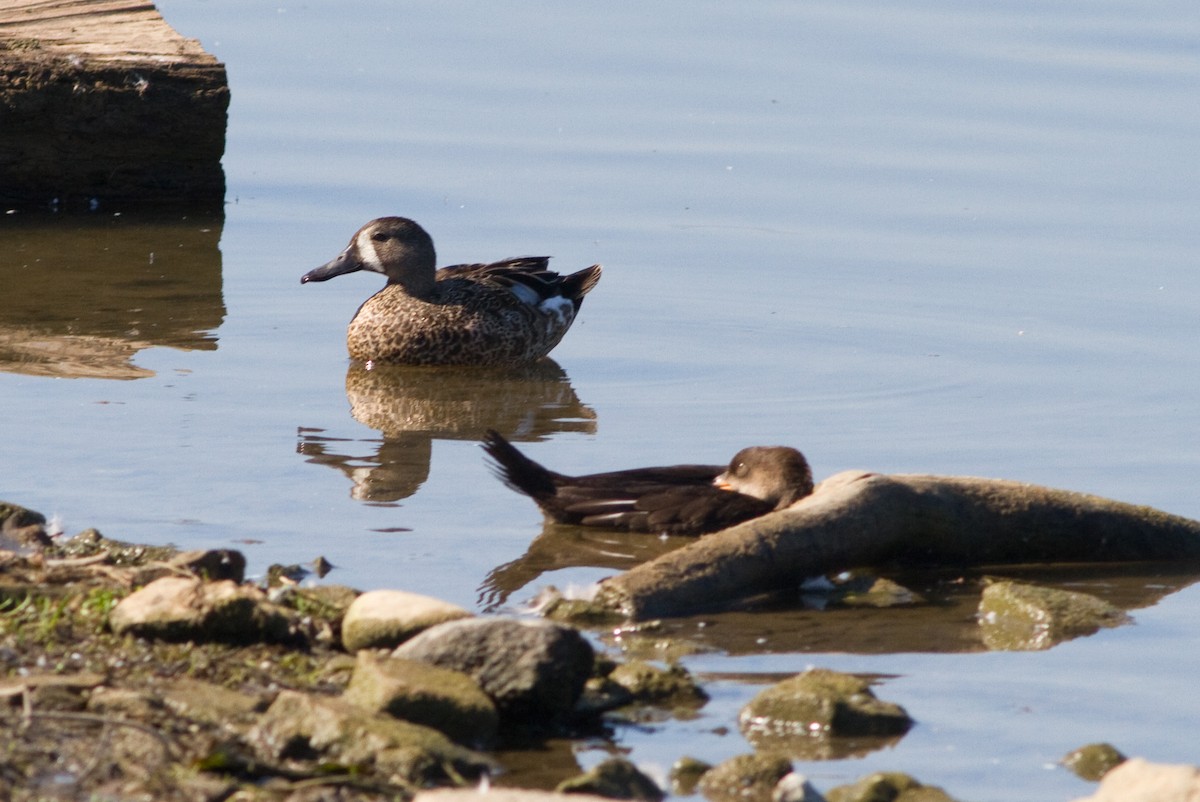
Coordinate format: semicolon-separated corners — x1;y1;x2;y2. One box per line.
2;1;1199;799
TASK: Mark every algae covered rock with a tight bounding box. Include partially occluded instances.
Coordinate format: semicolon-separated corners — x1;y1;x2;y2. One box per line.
671;756;714;796
697;752;794;802
250;688;494;785
608;659;708;707
1062;742;1127;781
556;756;665;801
343;650;498;747
739;668;912;747
341;588;472;652
825;772;959;802
978;580;1130;651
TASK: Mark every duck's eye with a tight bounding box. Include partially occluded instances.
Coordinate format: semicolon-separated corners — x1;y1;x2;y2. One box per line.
735;461;747;476
371;232;390;242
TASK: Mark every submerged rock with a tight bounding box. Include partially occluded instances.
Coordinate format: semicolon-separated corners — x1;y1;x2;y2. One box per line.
343;650;499;747
1062;742;1128;782
250;688;495;785
825;772;959;802
392;616;594;728
978;580;1130;651
739;668;912;743
697;752;794;802
671;756;714;796
608;659;709;707
556;756;665;801
108;575;295;644
341;588;472;652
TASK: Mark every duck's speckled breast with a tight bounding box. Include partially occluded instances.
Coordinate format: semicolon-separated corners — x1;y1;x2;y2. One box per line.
346;278;577;366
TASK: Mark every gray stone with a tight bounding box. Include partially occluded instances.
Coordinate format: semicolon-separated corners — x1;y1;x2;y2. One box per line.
343;651;498;747
341;588;471;652
392;616;594;727
773;773;826;802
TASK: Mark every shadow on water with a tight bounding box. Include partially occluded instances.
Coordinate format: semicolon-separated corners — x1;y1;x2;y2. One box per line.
0;213;225;379
297;359;596;503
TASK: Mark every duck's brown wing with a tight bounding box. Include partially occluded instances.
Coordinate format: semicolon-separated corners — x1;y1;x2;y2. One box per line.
483;430;752;534
563;482;775;536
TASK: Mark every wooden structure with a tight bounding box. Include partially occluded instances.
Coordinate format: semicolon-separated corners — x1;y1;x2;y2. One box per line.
0;0;228;210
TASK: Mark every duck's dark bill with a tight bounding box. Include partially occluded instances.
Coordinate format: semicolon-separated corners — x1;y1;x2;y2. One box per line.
301;252;362;284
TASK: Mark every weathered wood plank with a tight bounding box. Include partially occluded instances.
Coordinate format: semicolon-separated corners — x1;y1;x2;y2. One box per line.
0;0;228;209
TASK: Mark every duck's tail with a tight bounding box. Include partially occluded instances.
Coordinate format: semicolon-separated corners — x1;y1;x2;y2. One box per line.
481;429;559;502
561;264;602;307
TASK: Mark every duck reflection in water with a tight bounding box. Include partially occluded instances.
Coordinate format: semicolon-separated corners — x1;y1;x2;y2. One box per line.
296;360;595;503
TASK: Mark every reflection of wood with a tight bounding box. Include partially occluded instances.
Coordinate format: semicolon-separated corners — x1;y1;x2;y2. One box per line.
593;471;1200;620
0;0;228;209
0;215;225;379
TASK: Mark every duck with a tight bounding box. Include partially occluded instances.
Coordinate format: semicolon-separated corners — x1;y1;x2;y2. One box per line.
481;430;814;536
301;217;602;366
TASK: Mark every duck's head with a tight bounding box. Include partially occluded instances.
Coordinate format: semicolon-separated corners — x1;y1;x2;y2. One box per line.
302;217;437;293
714;445;814;509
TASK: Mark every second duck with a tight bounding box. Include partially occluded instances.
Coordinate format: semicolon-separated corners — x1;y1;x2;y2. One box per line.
482;430;814;536
302;217;602;366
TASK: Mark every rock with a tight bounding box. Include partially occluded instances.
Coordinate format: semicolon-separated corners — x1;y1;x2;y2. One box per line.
697;752;794;802
739;668;912;743
1063;742;1128;781
608;659;708;707
1071;757;1200;802
825;772;959;802
158;677;264;727
671;756;714;796
978;580;1130;651
166;549;246;583
556;756;665;801
415;790;614;802
0;500;50;548
341;588;471;652
392;616;594;728
343;651;498;747
772;772;825;802
250;689;494;786
109;576;294;644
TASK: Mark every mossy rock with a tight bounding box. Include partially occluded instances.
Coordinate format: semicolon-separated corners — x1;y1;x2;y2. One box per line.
343;651;498;747
978;580;1130;651
556;756;664;801
1062;742;1127;781
697;752;793;802
739;668;912;741
608;659;708;707
825;771;960;802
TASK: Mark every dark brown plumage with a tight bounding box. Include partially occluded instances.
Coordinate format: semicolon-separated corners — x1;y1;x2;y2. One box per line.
482;430;814;536
302;217;602;366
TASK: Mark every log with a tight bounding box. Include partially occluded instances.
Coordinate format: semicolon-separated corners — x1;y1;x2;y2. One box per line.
592;470;1200;620
0;0;228;210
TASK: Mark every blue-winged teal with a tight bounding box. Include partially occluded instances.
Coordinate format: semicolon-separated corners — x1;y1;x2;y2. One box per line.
481;430;814;535
302;217;602;366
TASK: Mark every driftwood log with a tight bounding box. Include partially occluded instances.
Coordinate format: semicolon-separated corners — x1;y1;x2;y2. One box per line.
0;0;228;209
592;470;1200;620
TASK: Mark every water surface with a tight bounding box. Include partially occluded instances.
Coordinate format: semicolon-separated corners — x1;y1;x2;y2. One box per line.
2;1;1198;799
